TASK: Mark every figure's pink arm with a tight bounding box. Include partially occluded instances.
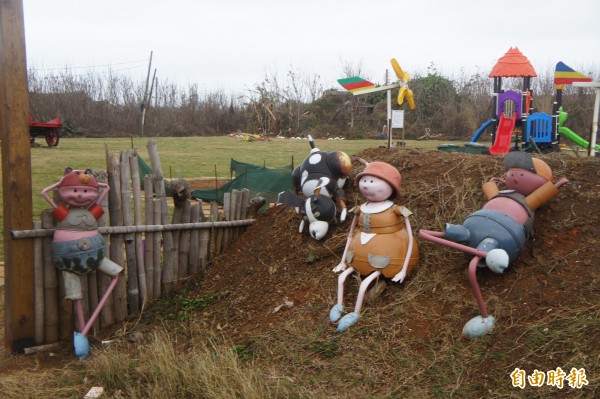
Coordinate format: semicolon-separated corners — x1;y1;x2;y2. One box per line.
96;182;110;204
400;216;414;275
339;212;358;263
555;177;569;189
40;182;61;209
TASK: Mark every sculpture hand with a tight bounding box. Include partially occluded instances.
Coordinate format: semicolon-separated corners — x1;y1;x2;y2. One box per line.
332;261;347;273
392;269;407;283
340;207;347;222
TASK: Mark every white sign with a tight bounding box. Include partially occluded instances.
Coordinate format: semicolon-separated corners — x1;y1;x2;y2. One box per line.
392;110;404;129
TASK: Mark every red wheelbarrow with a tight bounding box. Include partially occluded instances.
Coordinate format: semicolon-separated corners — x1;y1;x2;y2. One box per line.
29;116;62;147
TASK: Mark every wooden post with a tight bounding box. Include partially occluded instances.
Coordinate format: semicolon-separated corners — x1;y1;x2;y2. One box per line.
144;175;155;300
1;0;35;352
198;200;209;273
222;192;232;252
152;198;162;298
129;150;147;303
105;151;126;324
120;150;140;315
188;203;200;275
41;211;58;344
33;221;44;345
178;201;191;280
147;140;176;296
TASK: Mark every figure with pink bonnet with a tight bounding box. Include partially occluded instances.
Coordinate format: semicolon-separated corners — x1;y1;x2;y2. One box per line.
41;167;123;358
330;159;419;332
419;152;568;338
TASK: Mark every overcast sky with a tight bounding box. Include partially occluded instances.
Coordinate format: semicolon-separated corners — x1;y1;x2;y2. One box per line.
23;0;600;94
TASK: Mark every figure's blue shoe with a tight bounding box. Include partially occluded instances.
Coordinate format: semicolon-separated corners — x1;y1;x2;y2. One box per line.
74;332;90;359
329;304;344;322
462;315;495;338
337;312;359;332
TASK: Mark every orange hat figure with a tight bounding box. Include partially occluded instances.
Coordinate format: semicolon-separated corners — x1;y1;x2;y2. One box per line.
420;152;568;338
41;168;123;358
330;160;419;332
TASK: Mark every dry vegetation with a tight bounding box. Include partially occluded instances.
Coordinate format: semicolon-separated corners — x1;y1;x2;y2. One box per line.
1;147;598;398
28;64;600;140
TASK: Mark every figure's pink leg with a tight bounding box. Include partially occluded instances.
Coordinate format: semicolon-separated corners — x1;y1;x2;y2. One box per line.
468;256;489;318
81;276;119;337
74;299;86;332
353;271;382;314
419;230;488;258
337;267;355;306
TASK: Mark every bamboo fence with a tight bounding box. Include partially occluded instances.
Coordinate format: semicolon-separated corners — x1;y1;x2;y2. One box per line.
11;140;256;347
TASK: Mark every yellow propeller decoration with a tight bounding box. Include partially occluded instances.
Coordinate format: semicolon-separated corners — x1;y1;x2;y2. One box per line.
391;58;415;110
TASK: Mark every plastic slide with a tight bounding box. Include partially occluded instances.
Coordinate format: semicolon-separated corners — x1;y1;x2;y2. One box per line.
558;126;600;151
489;113;516;155
470;119;494;142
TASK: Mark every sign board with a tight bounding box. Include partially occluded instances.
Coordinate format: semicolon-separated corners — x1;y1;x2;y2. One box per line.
391;110;404;129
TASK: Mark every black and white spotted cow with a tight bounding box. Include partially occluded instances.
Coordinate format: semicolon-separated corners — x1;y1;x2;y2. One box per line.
277;135;352;240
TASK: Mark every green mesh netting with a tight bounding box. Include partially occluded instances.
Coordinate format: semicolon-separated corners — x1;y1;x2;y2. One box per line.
193;159;293;205
138;156;153;189
230;158;293;176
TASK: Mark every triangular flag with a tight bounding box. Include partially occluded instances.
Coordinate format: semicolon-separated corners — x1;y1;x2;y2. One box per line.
554;61;592;87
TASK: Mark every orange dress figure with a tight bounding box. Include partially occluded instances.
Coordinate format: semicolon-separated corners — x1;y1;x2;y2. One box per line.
330;161;419;332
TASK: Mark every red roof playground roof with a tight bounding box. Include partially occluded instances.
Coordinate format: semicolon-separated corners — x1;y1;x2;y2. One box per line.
489;47;537;78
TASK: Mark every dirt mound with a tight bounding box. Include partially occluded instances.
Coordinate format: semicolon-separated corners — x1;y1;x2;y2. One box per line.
194;148;599;343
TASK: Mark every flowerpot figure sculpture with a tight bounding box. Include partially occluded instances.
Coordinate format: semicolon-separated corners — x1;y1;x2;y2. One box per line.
330;161;419;332
41;168;123;358
419;152;568;338
277;135;352;240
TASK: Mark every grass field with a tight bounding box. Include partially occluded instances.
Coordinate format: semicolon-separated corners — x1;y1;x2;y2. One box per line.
1;136;445;261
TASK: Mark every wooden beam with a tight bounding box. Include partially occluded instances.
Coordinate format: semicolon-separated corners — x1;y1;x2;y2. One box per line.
0;0;35;352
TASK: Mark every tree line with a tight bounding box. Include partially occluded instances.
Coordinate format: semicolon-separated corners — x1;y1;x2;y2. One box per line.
27;64;599;141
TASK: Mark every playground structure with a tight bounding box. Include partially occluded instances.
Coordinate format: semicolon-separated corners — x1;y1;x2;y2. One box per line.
441;48;595;155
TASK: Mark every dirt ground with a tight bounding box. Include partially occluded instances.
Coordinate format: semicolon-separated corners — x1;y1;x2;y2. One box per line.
186;147;598;337
1;147;599;394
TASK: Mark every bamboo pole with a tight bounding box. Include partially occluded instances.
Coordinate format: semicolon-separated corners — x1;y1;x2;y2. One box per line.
57;271;72;341
120;150;140;315
209;202;219;260
12;219;257;239
129;150;147;303
80;270;90;333
198;200;209;274
89;174;110;334
147;140;176;296
240;189;250;220
106;150;126;324
152;198;162;298
144;175;155;300
41;211;58;343
231;189;241;240
171;203;181;280
188;203;200;276
222;192;232;252
178;201;191;280
33;221;44;344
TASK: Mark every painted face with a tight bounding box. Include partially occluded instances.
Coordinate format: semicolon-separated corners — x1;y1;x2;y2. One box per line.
358;175;393;202
504;168;548;196
58;185;99;208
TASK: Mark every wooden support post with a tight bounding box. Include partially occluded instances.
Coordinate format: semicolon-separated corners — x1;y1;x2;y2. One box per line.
105;151;126;324
120;150;140;315
144;175;155;300
1;0;35;352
